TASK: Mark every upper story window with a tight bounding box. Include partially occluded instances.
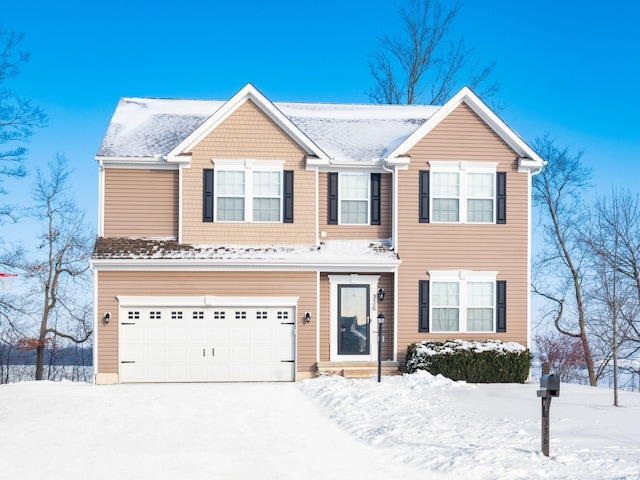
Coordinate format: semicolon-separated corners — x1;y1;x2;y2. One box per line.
328;172;381;226
418;270;506;334
420;162;506;224
340;173;369;224
203;160;293;223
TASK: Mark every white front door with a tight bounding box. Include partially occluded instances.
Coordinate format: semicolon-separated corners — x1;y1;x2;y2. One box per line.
328;275;381;362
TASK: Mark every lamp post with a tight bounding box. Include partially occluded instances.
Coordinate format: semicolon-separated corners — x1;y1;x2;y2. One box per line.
377;313;385;382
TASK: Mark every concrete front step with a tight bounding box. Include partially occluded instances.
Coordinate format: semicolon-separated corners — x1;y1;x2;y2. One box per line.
317;361;400;378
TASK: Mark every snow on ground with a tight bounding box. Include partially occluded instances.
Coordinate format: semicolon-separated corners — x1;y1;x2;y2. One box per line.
301;372;640;479
1;373;639;480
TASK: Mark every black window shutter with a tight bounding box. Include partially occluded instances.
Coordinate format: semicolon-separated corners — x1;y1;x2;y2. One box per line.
496;280;507;332
419;170;430;223
283;170;294;223
370;173;381;225
328;172;338;225
496;172;506;224
203;169;214;222
419;280;430;332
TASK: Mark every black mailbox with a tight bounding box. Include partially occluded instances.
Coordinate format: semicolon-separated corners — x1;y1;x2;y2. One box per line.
539;374;560;397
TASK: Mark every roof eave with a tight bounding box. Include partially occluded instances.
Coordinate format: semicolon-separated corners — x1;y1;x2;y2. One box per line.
95;155;181;169
90;257;400;272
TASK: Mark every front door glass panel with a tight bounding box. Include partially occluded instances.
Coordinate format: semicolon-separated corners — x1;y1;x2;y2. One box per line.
338;285;370;355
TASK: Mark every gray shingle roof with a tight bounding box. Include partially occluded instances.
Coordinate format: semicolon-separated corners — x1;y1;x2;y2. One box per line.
97;97;440;161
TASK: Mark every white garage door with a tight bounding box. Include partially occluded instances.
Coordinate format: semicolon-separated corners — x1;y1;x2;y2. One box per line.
120;306;295;383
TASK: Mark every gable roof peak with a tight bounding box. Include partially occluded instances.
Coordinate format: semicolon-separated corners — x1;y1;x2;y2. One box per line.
385;86;544;170
166;83;329;161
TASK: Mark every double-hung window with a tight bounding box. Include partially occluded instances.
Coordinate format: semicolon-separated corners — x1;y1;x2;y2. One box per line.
216;170;246;221
419;270;506;333
340;173;369;224
203;160;293;223
422;161;505;224
327;172;381;226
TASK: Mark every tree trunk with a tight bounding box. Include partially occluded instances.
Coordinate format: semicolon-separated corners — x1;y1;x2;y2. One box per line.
35;344;44;380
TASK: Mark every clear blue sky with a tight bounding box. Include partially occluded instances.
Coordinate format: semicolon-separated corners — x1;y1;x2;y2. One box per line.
3;0;640;236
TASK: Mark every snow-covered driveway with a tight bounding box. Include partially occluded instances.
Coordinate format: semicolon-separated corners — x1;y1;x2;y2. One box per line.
0;381;426;480
2;374;639;479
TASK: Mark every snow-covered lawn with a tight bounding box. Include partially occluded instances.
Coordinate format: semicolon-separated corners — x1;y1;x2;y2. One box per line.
1;373;639;480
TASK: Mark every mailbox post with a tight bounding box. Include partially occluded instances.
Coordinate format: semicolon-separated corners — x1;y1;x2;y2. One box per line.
537;373;560;457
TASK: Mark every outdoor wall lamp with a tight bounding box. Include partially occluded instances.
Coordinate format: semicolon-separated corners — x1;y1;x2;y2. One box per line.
104;312;111;324
304;312;311;323
377;288;385;302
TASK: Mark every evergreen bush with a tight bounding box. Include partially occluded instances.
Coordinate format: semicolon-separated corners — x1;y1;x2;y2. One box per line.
406;339;532;383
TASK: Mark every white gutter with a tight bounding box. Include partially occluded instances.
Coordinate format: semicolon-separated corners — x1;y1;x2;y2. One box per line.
90;259;400;273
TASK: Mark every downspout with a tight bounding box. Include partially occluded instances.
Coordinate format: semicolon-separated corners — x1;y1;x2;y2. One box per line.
381;161;397;251
382;160;399;362
90;262;98;384
314;166;320;365
178;164;184;243
528;164;544;350
98;159;104;237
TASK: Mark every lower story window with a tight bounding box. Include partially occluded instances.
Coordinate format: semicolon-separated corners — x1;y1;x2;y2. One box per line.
429;270;498;333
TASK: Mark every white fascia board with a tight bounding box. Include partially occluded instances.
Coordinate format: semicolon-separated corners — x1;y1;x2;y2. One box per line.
90;258;400;272
385;87;545;169
96;156;180;170
166;83;330;162
306;157;387;172
518;157;545;173
384;156;411;170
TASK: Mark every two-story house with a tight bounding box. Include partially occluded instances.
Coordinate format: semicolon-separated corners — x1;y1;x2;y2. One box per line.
91;84;543;384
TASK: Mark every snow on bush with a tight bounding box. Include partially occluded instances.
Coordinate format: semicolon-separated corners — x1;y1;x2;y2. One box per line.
407;339;531;383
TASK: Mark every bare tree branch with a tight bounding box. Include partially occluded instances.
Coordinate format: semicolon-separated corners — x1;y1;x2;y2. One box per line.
368;0;498;105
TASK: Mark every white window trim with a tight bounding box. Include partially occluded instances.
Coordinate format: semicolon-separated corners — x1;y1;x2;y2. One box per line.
428;161;498;224
428;270;498;333
338;172;370;225
212;159;285;223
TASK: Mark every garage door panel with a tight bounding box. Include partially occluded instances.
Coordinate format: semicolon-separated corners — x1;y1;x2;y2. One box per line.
120;305;295;383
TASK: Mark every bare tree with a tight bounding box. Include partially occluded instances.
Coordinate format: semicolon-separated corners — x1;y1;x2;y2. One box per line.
0;27;47;201
532;135;598;386
368;0;498;105
3;154;92;380
586;190;640;398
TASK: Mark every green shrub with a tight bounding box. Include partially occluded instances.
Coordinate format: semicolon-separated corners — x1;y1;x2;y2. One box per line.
406;339;532;383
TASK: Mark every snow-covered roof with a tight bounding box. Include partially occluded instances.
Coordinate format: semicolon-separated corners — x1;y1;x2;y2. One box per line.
91;237;399;270
97;96;440;162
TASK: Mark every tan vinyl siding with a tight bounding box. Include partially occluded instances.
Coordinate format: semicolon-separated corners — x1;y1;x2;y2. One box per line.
318;172;392;240
182;100;316;245
104;169;178;238
396;103;530;365
96;270;317;377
